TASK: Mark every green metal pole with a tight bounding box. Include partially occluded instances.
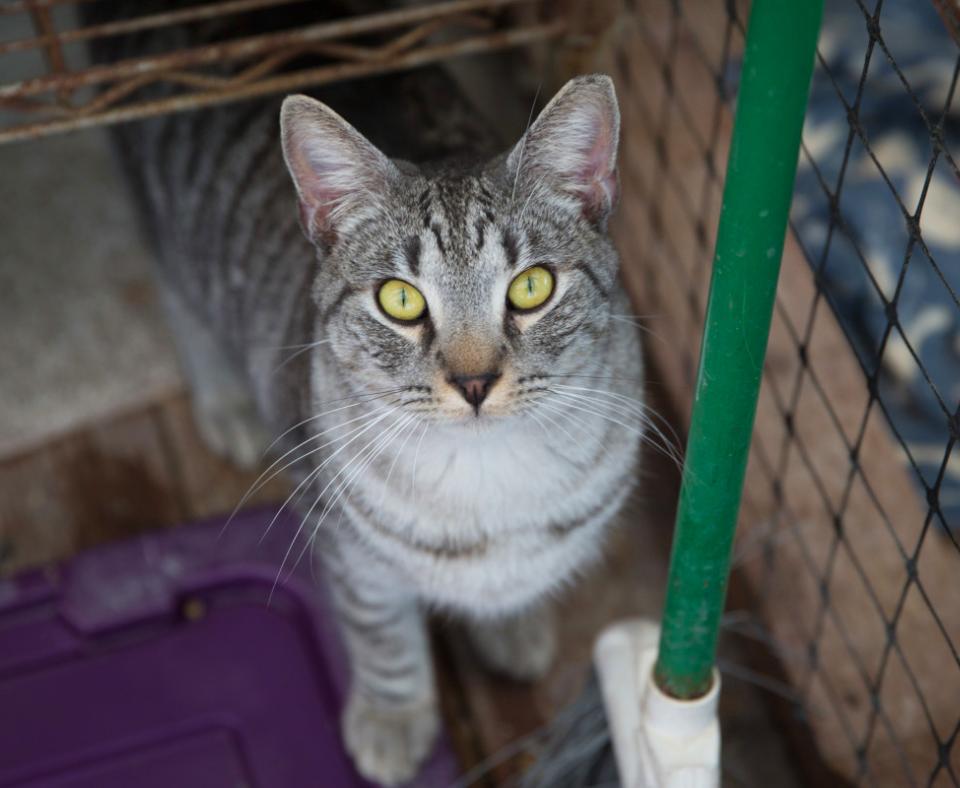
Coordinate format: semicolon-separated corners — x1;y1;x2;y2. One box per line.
653;0;823;699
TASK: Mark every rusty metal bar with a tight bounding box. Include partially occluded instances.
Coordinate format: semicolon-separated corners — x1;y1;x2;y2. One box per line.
0;0;100;18
0;0;522;55
0;0;533;100
0;19;562;144
6;14;495;119
0;0;311;53
25;0;71;104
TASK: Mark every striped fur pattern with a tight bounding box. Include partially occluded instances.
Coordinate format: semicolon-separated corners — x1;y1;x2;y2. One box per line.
285;75;643;785
106;50;644;782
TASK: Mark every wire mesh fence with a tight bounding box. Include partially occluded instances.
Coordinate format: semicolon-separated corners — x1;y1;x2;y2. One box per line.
591;0;960;784
2;0;958;783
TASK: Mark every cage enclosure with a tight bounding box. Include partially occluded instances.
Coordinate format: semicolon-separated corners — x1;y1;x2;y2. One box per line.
574;0;960;785
1;1;959;787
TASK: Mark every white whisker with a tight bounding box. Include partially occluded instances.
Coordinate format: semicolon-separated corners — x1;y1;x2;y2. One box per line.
298;418;413;566
255;406;402;546
538;372;647;386
608;314;665;343
278;412;418;590
611;312;658;318
226;401;400;527
410;420;430;504
271;338;333;373
518;171;550;224
510;81;542;205
269;413;413;597
552;384;684;460
549;383;679;444
549;391;684;471
538;399;600;446
377;414;422;512
525;407;553;440
260;387;406;457
268;341;331;351
538;400;621;467
219;407;387;543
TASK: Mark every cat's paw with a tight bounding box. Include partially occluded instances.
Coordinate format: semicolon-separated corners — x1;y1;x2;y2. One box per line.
467;604;557;682
191;393;269;470
343;692;438;786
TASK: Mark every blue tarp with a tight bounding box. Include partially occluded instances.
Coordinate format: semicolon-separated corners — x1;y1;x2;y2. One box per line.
790;0;959;528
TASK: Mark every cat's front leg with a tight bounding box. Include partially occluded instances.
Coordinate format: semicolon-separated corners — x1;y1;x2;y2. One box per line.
323;538;438;786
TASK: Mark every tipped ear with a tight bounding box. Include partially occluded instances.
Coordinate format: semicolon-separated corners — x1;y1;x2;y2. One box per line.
280;94;397;247
507;74;620;224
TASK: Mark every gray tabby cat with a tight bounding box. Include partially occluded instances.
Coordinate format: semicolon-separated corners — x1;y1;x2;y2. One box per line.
113;65;642;783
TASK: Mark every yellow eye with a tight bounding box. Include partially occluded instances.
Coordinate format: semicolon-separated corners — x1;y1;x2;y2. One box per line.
507;266;554;311
378;279;426;321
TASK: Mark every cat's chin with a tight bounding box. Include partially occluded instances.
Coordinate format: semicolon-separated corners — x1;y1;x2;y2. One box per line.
432;407;526;432
438;412;498;427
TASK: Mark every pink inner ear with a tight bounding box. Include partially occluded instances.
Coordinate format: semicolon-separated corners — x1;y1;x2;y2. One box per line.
298;179;340;245
575;111;618;218
291;145;352;244
282;97;392;246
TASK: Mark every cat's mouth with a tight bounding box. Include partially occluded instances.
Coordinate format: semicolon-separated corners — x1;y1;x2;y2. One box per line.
432;392;547;425
432;369;532;422
393;371;549;424
424;408;522;432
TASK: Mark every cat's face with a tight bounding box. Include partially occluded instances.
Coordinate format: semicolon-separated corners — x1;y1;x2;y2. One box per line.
282;75;622;424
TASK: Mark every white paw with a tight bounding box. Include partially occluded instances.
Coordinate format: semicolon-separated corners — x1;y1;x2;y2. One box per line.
468;606;557;682
343;692;439;786
192;394;269;470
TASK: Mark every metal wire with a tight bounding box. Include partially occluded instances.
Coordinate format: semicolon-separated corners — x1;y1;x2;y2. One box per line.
3;0;958;782
0;0;558;143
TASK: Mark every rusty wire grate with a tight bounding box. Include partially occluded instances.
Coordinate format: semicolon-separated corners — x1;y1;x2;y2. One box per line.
0;0;560;144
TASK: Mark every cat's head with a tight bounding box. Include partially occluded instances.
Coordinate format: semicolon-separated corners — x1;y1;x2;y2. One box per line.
280;74;624;423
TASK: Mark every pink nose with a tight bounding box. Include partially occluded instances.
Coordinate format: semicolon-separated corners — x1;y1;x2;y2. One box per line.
450;373;500;411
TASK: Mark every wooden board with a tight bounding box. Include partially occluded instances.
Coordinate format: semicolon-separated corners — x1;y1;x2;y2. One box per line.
0;390;288;576
0;403;185;573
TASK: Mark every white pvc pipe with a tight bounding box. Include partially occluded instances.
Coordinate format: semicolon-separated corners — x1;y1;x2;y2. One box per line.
594;619;721;788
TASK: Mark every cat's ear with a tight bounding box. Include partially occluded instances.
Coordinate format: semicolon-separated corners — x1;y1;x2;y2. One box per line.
281;94;397;247
507;74;620;225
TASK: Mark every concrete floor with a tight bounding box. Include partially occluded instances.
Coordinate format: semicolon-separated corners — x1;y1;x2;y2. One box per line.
0;6;182;458
0;129;182;457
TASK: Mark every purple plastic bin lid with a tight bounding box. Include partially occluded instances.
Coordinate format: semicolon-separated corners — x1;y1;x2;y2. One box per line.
0;508;458;788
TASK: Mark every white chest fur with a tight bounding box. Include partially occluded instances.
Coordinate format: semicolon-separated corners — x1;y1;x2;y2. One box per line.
333;408;639;614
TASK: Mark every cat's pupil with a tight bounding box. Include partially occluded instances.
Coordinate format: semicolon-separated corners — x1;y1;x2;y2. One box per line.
526;276;534;295
400;288;407;307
